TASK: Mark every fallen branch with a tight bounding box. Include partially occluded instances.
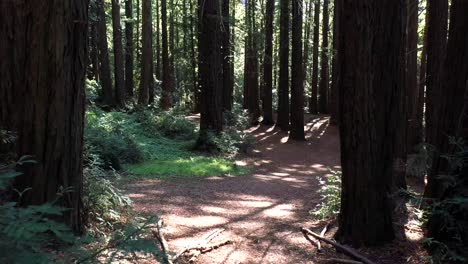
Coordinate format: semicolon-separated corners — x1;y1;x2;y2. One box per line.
301;228;321;250
300;227;376;264
152;220;173;264
187;240;232;263
172;229;224;261
325;258;363;264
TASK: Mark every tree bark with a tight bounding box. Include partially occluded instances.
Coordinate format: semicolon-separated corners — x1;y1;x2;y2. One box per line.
96;0;114;107
318;0;330;114
336;0;405;246
405;0;419;152
329;0;341;125
197;0;223;149
277;0;290;130
190;0;199;112
125;0;134;98
138;0;153;106
112;0;126;107
290;0;305;140
303;1;313;103
262;0;275;125
424;0;449;199
425;0;468;199
161;0;173;110
309;0;320;114
222;0;234;111
154;0;161;104
0;0;88;233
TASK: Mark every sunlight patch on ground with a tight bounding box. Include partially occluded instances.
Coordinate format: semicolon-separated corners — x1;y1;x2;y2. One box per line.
263;204;295;219
171;215;229;228
280;136;289;143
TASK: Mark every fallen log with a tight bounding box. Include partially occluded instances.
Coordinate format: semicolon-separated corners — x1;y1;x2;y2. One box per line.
152;220;173;264
187;240;232;263
325;258;363;264
300;227;376;264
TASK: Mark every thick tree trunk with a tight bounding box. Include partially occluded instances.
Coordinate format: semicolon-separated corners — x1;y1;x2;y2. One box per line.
262;0;275;125
277;0;290;130
329;0;340;125
336;0;405;246
426;0;468;200
222;0;233;111
406;0;419;152
424;0;449;199
125;0;135;98
112;0;126;107
0;0;88;233
161;0;173;110
88;6;99;82
197;0;223;149
309;0;320;114
97;0;114;107
138;0;153;105
290;0;305;140
318;0;330;114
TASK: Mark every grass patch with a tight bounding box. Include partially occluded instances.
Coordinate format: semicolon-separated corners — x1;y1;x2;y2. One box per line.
125;157;248;179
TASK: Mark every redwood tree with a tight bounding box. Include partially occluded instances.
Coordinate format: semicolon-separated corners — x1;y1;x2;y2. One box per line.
222;0;234;111
161;0;173;110
309;0;320;114
318;0;329;114
426;0;467;199
336;0;405;246
290;0;305;140
262;0;275;125
277;0;290;130
138;0;153;105
425;0;449;199
0;0;89;232
97;0;114;107
125;0;134;98
111;0;126;107
197;0;223;149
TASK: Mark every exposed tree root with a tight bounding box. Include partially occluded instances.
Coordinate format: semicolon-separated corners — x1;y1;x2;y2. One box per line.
300;227;376;264
324;258;363;264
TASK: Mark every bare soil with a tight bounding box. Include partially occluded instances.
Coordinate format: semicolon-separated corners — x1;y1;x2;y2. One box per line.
124;115;428;264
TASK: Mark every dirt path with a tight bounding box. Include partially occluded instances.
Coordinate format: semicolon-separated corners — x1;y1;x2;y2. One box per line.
125;115;342;263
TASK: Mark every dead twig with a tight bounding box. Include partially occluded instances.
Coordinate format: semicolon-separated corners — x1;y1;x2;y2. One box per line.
300;227;376;264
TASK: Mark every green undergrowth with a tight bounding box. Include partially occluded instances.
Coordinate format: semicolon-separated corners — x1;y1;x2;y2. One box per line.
126;157;248;179
85;106;248;179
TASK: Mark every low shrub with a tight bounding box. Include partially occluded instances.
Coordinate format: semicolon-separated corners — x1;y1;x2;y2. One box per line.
311;169;342;220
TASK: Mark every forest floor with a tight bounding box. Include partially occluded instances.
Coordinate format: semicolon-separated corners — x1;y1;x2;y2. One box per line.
124;114;428;264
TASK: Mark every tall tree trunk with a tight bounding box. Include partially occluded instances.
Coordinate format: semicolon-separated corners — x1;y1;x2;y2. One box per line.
197;0;223;149
190;0;199;112
262;0;275;125
277;0;290;130
154;0;161;104
138;0;153;105
406;0;420;152
309;0;320;114
112;0;126;107
222;0;233;111
290;0;305;140
125;0;135;98
88;3;99;82
249;0;260;123
161;0;172;110
97;0;114;107
303;1;313;97
425;0;467;199
0;0;88;233
329;0;340;125
169;0;176;103
424;0;449;199
318;0;329;114
336;0;405;246
416;12;429;150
